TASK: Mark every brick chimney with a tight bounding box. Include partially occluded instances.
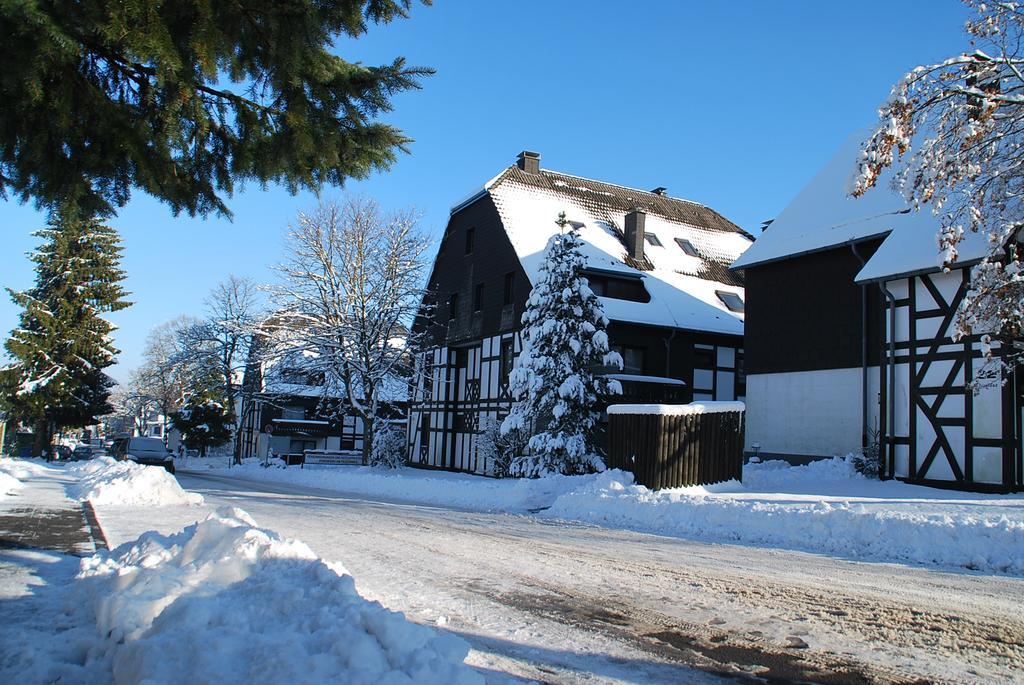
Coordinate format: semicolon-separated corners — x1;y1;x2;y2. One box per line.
516;150;540;174
624;208;646;262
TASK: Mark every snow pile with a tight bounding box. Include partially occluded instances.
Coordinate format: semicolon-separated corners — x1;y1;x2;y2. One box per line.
743;456;863;489
0;457;50;480
77;507;481;685
0;458;50;499
0;508;481;684
0;471;21;498
545;467;1024;574
67;456;203;506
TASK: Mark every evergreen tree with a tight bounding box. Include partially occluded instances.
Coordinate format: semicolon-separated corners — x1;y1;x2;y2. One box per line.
0;205;130;453
170;392;233;457
501;213;622;477
0;1;432;218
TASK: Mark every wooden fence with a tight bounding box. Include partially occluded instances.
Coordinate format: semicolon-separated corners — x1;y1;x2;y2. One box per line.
606;403;744;489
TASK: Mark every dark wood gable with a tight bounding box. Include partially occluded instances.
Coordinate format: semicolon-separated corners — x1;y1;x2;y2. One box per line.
743;238;886;375
414;194;531;348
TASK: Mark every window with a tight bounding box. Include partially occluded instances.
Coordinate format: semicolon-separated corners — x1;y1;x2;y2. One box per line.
612;345;645;375
675;238;700;256
503;272;515;305
716;290;745;313
644;233;663;247
473;283;484;312
693;344;714;368
500;339;515;387
422;357;433;398
582;270;650;302
465;227;475;254
449;292;459;320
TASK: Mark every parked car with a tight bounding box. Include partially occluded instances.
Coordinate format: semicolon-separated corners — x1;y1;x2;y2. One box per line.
72;444;97;461
48;445;73;462
109;437;176;474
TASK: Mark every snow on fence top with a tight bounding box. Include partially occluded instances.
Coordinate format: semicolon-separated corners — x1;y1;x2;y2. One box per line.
607;401;745;416
605;373;686;386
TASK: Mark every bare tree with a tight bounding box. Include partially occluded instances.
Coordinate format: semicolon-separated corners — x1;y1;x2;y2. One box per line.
179;276;263;462
270;198;431;464
106;378;157;436
853;0;1024;382
133;316;203;442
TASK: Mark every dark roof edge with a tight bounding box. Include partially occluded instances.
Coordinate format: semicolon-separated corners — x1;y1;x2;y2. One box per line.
854;257;985;284
731;230;892;271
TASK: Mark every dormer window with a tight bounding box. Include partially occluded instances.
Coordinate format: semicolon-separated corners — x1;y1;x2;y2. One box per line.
644;233;663;247
675;238;700;257
583;269;651;303
716;290;744;313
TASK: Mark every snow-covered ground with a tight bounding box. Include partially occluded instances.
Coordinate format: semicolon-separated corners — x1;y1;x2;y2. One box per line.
5;457;1022;683
178;456;1024;575
98;471;1024;684
0;459;483;684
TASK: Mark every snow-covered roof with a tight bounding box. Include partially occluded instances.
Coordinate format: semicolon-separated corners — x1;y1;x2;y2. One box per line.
733;129;994;282
479;165;753;335
732;130;937;270
854;223;991;283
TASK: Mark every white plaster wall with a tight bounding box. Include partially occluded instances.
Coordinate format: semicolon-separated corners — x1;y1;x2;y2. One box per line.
745;367;880;458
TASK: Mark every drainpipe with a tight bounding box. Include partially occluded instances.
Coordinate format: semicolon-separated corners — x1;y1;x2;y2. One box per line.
879;282;898;481
849;242;869;453
663;328;677;378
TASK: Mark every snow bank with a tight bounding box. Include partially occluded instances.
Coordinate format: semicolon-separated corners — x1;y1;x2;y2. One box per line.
0;457;51;481
0;458;49;499
184;457;1024;575
545;465;1024;574
216;461;588;512
1;507;482;684
607;401;745;415
0;471;21;498
67;456;203;506
78;507;481;685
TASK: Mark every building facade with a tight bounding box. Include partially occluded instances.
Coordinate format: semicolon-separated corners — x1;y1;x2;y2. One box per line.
735;131;1021;492
408;151;753;475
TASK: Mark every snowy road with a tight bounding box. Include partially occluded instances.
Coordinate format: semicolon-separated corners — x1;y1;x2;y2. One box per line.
109;471;1024;684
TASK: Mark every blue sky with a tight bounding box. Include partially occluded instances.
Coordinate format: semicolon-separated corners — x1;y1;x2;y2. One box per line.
0;0;971;382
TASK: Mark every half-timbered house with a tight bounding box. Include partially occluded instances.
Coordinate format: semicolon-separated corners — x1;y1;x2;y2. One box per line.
238;350;406;464
733;131;1022;492
408;151;753;475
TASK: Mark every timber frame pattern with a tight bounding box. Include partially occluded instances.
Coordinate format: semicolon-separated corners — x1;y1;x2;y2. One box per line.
881;269;1022;492
407;332;521;474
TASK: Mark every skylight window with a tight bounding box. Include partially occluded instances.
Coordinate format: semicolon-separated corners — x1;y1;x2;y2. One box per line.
716;290;744;313
675;238;700;257
644;233;663;247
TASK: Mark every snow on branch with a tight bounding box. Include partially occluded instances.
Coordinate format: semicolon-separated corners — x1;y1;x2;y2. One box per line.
853;0;1024;384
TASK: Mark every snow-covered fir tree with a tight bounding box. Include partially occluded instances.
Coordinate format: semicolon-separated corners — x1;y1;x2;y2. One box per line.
501;213;622;477
170;392;233;457
0;205;130;453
